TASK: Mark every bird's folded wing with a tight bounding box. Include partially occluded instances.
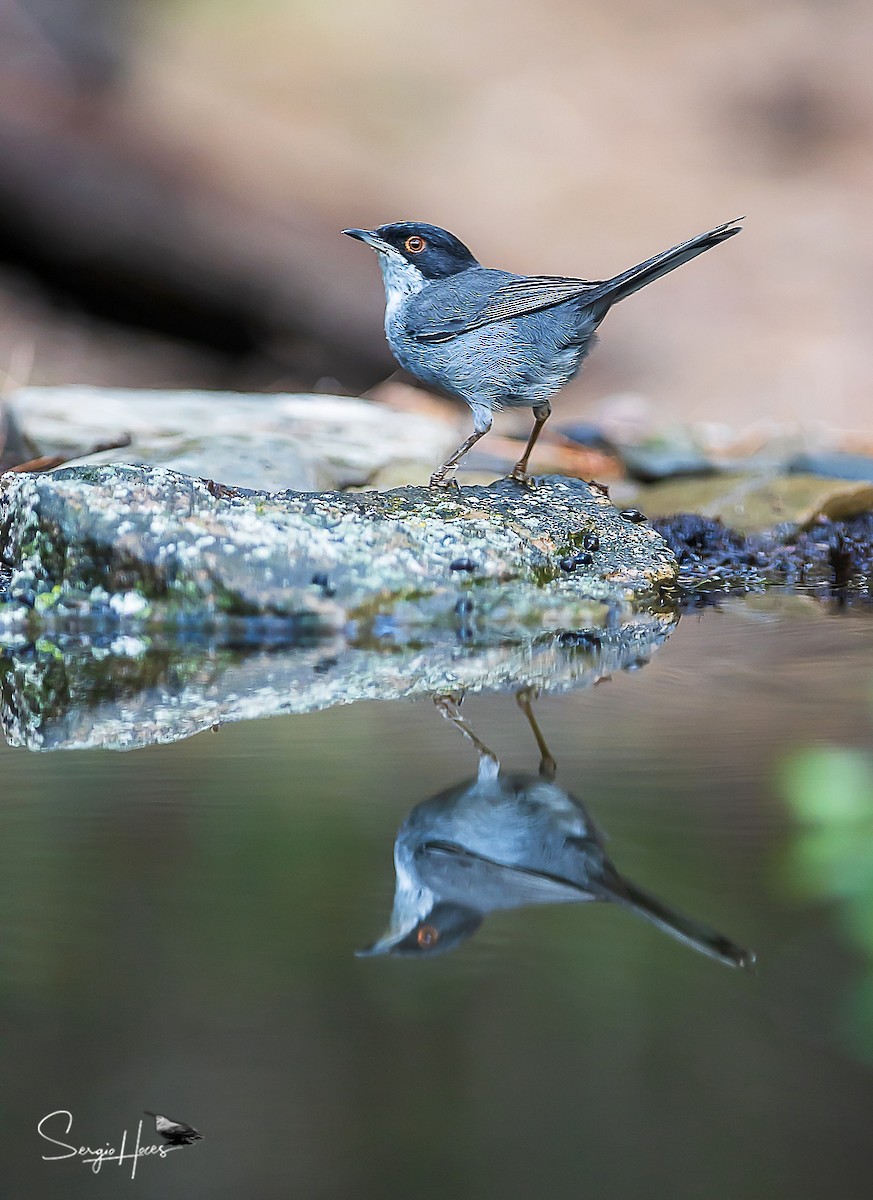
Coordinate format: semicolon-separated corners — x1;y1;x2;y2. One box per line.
408;275;603;343
421;840;591;903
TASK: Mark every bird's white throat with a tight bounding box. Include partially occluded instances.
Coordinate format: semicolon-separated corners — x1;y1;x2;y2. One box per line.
378;251;425;320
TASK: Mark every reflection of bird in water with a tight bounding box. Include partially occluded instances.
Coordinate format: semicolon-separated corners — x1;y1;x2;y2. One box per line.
143;1111;203;1146
359;691;753;967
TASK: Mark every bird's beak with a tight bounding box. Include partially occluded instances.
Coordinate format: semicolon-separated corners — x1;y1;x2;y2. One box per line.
355;923;411;957
355;938;396;958
342;228;392;254
355;905;425;956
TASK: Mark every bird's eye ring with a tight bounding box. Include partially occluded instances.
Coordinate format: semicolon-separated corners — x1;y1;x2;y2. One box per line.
405;235;426;254
417;924;439;948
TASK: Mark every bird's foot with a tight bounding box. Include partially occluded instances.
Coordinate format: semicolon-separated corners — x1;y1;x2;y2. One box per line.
429;471;461;490
509;465;538;488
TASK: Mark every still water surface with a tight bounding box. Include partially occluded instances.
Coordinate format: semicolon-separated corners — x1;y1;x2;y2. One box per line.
2;595;873;1199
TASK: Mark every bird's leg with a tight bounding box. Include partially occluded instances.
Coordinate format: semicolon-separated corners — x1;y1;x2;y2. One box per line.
434;694;500;781
430;412;492;488
516;686;557;780
510;402;551;486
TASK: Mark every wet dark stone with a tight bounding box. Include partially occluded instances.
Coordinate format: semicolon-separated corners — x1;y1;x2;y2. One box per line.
311;572;337;597
653;510;873;602
654;514;752;566
558;558;577;573
619;509;647;524
558;631;603;649
572;552;594;567
582;533;600;553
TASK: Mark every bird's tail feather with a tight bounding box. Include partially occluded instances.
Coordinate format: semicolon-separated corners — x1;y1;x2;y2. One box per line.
588;218;743;315
599;873;754;968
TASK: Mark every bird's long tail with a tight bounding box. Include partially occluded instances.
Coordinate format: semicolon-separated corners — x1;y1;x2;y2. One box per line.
598;872;754;969
588;218;742;316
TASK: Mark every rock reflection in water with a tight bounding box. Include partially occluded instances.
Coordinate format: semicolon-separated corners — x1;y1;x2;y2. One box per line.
0;615;676;751
360;691;754;967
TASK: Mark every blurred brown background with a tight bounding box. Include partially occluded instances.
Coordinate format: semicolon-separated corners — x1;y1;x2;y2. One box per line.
0;0;871;434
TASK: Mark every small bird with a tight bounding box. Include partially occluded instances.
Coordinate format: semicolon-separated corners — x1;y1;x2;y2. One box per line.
144;1111;203;1146
344;218;742;486
358;692;753;966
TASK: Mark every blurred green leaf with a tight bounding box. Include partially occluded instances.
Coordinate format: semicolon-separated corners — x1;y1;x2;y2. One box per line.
780;741;873;1063
779;747;873;825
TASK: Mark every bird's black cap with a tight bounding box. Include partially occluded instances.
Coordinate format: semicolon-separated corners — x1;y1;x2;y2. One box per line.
357;901;484;957
343;222;479;280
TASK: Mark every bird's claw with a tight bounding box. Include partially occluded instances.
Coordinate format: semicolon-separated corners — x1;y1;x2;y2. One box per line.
434;693;465;720
509;466;538;489
429;473;461;490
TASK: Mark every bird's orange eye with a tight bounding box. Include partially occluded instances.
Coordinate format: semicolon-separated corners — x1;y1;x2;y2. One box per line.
417;925;439;948
405;235;426;254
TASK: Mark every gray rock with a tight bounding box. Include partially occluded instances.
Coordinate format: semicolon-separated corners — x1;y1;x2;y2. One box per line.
619;441;716;483
560;420;714;482
0;397;33;472
787;452;873;483
0;465;678;635
77;432;319;493
6;386;459;490
0;618;676;751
